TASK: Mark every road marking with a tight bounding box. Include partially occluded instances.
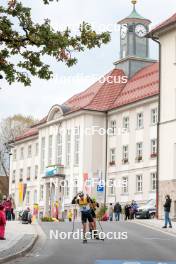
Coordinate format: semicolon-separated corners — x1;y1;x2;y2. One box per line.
143;237;171;240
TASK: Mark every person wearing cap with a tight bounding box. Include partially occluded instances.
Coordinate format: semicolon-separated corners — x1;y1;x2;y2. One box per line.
72;192;94;243
0;204;6;240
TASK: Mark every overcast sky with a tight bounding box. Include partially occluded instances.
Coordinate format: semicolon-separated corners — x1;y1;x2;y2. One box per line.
0;0;176;121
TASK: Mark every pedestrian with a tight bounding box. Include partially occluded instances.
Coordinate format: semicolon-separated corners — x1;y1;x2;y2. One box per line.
0;203;6;240
124;204;130;220
4;197;12;221
114;202;122;221
130;201;138;219
162;195;172;228
109;203;114;221
21;207;32;224
68;209;73;222
9;195;16;221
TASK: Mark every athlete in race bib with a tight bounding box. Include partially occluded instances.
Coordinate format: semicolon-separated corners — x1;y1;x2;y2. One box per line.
72;192;94;243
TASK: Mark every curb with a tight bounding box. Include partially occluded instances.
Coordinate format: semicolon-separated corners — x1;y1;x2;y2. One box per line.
0;230;38;264
133;220;176;238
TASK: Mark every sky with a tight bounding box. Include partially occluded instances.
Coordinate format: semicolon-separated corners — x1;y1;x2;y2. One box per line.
0;0;176;121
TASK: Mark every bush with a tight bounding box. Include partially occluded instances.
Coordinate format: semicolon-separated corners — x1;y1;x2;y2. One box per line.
96;205;108;221
41;216;55;222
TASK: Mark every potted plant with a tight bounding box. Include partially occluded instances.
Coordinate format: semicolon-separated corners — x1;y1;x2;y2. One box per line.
109;160;115;166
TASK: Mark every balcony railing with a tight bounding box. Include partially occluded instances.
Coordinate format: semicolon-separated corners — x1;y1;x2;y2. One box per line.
45;164;65;177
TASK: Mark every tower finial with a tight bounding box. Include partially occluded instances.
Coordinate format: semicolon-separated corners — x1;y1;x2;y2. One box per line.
131;0;137;7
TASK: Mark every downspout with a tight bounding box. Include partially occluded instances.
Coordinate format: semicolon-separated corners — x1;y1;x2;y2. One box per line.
104;111;108;207
151;37;161;219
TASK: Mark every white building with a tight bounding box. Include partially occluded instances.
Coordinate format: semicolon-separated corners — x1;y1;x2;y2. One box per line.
149;12;176;218
9;1;160;217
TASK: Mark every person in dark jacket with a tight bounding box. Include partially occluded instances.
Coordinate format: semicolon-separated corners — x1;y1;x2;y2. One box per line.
124;204;131;220
114;202;122;221
162;195;172;228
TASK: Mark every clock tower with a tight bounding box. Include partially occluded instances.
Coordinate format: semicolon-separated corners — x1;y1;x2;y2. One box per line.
114;0;156;77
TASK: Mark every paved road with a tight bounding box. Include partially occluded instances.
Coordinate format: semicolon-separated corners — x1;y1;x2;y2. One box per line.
9;221;176;264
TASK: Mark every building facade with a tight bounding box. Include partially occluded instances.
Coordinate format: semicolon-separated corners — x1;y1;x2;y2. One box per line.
9;1;160;217
149;13;176;218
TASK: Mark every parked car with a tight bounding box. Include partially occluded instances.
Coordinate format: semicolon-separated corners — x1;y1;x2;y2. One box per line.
135;199;156;219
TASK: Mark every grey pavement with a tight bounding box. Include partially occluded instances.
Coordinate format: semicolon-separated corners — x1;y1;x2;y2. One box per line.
0;221;38;263
7;221;176;264
133;219;176;236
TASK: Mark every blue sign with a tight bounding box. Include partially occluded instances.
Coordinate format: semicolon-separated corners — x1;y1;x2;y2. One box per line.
95;261;176;264
97;185;104;192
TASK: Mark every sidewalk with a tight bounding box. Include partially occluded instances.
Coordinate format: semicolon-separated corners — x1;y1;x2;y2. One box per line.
0;221;38;263
134;219;176;236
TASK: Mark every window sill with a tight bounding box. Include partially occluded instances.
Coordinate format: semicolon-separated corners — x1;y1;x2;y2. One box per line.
121;193;129;196
135;192;143;194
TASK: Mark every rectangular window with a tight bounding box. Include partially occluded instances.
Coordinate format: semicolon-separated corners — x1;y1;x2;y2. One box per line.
73;179;78;196
35;165;38;180
48;135;53;165
27;167;31;180
110;120;116;136
26;191;30;205
137;112;144;129
136;142;143;161
13;149;17;161
136;175;143;193
28;145;32;158
74;127;80;166
122;145;129;163
109;179;115;195
19;168;23;182
151;108;158;125
56;132;62;165
64;180;70;197
12;170;16;183
122;176;128;194
151;172;157;191
41;137;45;173
35;143;39;156
20;147;24;160
66;130;71;167
151;139;157;157
123;116;129;130
40;185;44;201
110;148;116;165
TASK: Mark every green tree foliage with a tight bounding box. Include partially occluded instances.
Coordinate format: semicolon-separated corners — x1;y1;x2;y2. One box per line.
0;0;111;86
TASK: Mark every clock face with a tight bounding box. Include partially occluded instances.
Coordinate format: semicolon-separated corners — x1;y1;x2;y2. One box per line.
135;24;147;38
121;24;128;39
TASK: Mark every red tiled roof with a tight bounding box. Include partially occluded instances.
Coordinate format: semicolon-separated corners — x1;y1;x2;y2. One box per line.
65;69;127;112
16;62;159;142
111;63;159;109
15;127;38;142
149;12;176;36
